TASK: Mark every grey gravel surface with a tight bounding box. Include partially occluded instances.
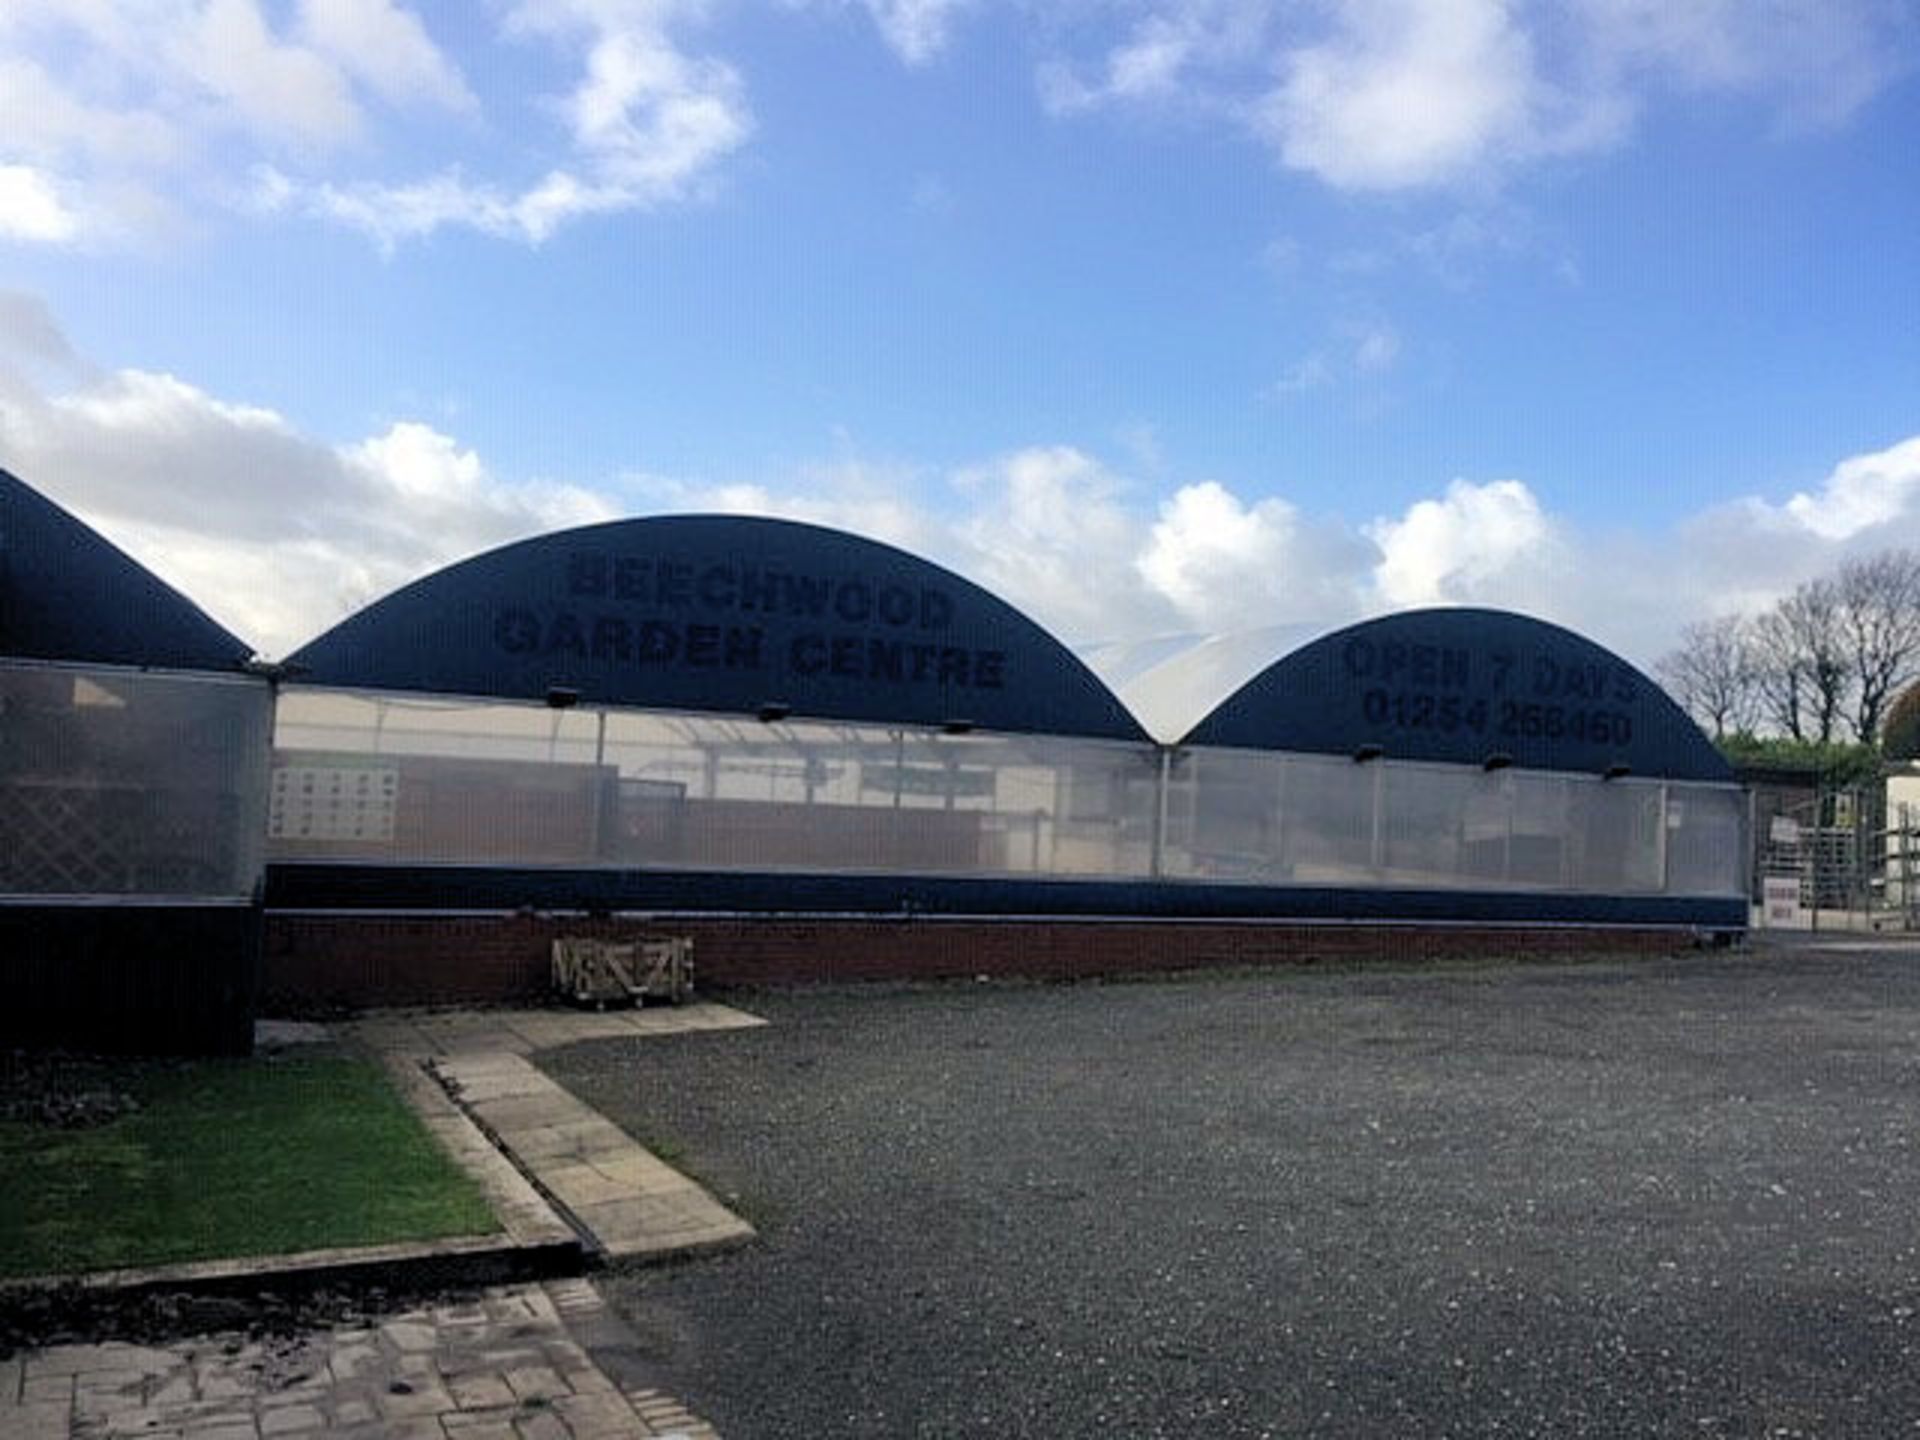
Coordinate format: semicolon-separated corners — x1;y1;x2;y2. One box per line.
541;945;1920;1438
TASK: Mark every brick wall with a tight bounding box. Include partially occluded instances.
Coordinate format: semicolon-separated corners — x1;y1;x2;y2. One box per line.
260;910;1705;1012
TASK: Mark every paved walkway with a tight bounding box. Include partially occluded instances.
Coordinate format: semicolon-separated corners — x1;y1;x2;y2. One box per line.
2;1279;715;1439
350;1004;765;1062
7;999;771;1437
354;1002;765;1264
435;1054;753;1262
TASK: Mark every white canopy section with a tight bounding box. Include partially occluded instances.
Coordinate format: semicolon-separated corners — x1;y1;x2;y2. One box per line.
1081;623;1325;744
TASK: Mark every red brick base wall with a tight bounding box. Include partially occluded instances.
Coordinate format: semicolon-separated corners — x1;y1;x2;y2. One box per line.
260;911;1709;1012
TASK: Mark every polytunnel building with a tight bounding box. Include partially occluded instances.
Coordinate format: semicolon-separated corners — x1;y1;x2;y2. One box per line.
262;514;1176;1002
1;469;271;1054
0;470;1749;1042
262;517;1747;1006
1130;609;1747;930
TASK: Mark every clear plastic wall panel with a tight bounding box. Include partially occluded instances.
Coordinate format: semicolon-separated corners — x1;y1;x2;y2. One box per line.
271;688;1157;878
1507;773;1574;887
1379;764;1481;887
272;690;606;863
1574;780;1664;893
1665;784;1747;896
274;689;600;765
2;663;270;899
1276;753;1380;883
1165;750;1291;882
1035;738;1159;877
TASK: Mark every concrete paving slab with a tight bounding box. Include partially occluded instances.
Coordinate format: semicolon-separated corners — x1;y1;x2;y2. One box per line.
347;1002;764;1063
432;1054;755;1263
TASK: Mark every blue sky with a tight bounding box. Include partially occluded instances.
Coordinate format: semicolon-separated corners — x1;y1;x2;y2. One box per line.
2;0;1917;670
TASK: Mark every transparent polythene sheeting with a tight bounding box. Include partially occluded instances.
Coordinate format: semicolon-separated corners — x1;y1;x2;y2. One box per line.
1;661;271;899
266;688;1744;896
1163;749;1739;896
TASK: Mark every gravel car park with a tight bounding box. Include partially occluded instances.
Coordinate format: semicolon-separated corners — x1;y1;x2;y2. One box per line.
543;941;1920;1438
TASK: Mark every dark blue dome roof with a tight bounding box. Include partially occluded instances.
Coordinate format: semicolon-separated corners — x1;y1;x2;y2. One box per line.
1181;607;1731;782
286;513;1148;741
1;468;253;671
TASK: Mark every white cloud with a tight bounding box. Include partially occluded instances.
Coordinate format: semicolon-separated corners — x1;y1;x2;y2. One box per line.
0;294;617;654
1569;0;1909;129
1272;321;1400;398
1043;0;1915;193
1367;477;1558;607
286;4;752;248
164;0;365;151
0;0;752;250
1039;1;1278;116
1139;480;1371;631
1352;323;1400;374
1261;0;1574;191
0;0;477;246
953;446;1164;642
1272;353;1333;396
859;0;976;65
0;291;90;377
0;164;79;243
6;289;1918;677
0;56;183;171
624;456;941;559
1777;435;1920;541
1041;12;1205;114
297;0;478;115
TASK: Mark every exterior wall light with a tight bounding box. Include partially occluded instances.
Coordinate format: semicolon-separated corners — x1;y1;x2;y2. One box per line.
243;658;306;681
545;685;580;709
757;701;792;723
1352;743;1384;763
1483;751;1514;771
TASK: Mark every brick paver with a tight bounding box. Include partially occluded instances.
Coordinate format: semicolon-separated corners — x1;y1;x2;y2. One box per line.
0;1281;719;1439
5;1003;764;1437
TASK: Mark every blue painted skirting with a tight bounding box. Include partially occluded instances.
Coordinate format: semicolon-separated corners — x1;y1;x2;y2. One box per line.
265;863;1746;932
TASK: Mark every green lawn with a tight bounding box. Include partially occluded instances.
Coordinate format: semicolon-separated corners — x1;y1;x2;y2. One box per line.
0;1053;498;1279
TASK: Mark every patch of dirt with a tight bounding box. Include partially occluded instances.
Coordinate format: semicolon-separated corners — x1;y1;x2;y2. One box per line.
0;1276;482;1359
0;1051;143;1129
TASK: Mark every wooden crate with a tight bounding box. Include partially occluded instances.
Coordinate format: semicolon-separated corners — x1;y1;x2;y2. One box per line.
551;936;694;1008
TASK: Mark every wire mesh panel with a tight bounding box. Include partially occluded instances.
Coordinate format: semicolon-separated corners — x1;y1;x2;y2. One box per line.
1;662;271;899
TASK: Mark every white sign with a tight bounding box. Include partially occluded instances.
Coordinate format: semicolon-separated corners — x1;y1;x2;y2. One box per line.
1769;816;1801;845
1762;876;1807;928
270;765;399;842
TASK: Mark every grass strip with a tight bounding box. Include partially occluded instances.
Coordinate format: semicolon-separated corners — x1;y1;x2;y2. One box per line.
0;1053;497;1279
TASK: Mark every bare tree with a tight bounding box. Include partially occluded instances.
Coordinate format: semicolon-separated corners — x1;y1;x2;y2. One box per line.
1750;605;1811;740
1836;549;1920;741
1749;582;1852;742
1657;615;1757;738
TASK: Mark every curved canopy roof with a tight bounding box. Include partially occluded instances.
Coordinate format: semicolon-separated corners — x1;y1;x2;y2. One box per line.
1180;607;1732;782
1097;622;1324;744
286;514;1149;741
0;468;253;671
